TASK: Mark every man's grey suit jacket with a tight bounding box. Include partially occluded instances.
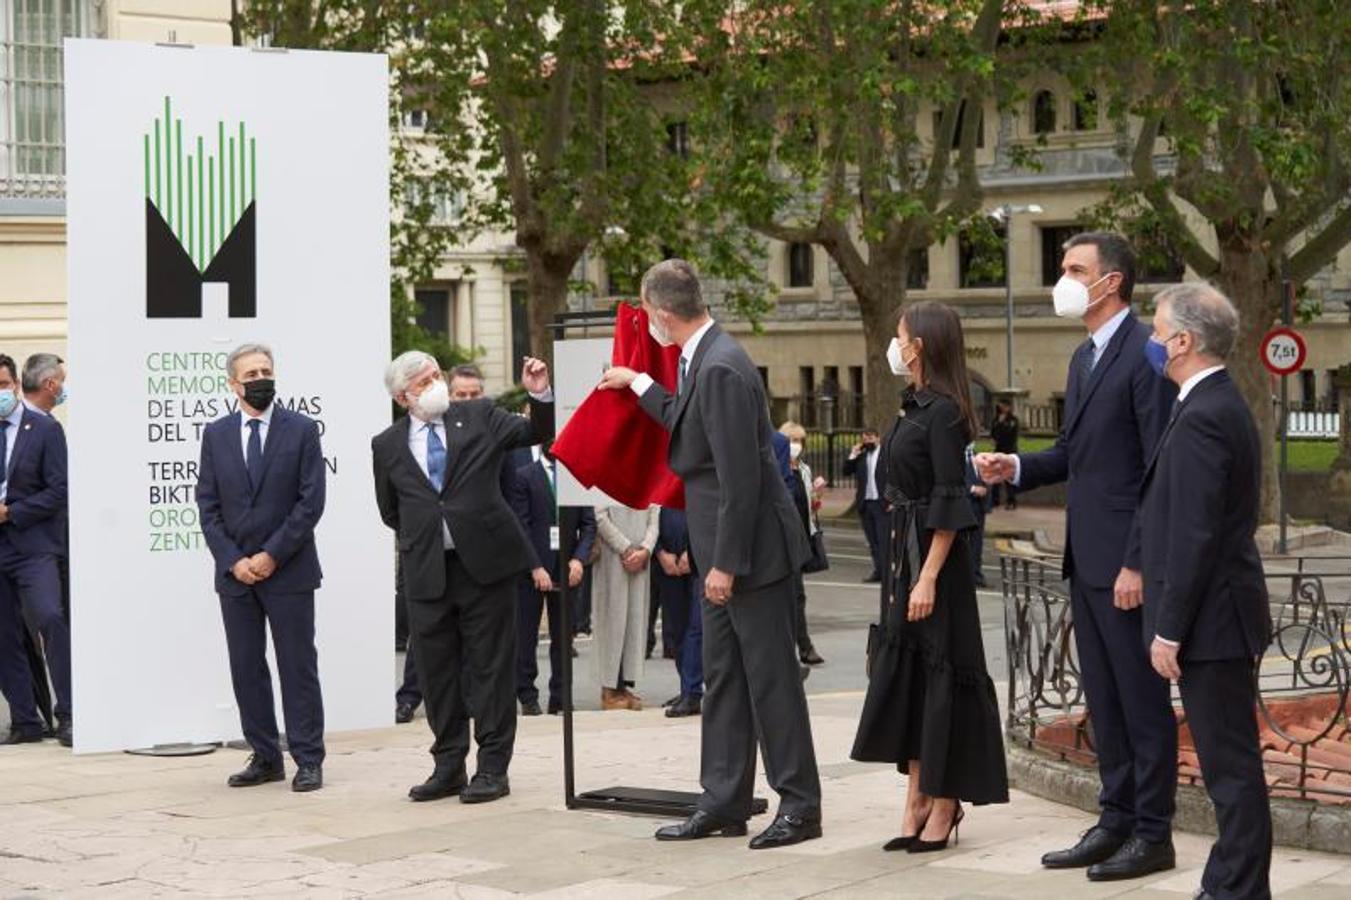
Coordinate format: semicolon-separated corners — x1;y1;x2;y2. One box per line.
639;323;808;591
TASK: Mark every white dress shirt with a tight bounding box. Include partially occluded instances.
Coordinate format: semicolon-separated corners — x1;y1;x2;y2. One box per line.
240;401;275;458
0;397;23;503
631;317;717;398
408;416;454;549
1177;365;1225;402
864;446;880;501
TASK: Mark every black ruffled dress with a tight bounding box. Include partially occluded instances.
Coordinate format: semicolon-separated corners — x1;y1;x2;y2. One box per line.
850;387;1009;805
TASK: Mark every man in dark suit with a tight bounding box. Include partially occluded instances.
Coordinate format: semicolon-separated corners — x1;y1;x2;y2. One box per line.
196;344;327;792
842;428;885;582
508;447;595;716
654;506;702;717
372;351;554;804
976;232;1178;881
1140;283;1271;900
0;354;70;746
599;258;822;850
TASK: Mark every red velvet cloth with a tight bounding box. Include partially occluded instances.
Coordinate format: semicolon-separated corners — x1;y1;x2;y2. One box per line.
551;304;685;509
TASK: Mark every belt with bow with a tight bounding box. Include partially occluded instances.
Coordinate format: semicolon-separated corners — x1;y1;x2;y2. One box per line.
882;484;926;636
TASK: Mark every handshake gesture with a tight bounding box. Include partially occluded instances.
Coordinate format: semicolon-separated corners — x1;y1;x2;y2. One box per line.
972;452;1017;485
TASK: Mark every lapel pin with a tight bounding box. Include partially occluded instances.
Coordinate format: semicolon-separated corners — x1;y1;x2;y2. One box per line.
455;421;463;428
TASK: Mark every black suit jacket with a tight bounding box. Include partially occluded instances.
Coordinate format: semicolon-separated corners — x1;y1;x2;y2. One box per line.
1;407;67;556
508;457;596;578
372;396;554;599
638;323;808;590
841;445;881;511
1139;370;1271;661
1018;316;1176;588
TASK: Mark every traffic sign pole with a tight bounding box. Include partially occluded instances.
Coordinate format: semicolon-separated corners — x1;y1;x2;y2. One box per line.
1280;281;1292;555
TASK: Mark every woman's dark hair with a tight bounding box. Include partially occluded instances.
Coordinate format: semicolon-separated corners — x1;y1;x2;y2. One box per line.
899;301;978;439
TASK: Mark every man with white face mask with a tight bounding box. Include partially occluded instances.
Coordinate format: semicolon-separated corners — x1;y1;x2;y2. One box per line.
975;232;1178;883
372;351;554;806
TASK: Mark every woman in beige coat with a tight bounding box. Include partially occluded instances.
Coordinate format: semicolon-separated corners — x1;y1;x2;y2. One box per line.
592;504;660;710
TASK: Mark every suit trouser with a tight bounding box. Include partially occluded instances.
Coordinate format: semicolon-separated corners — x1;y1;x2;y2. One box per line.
218;587;325;767
655;570;703;698
408;551;517;776
515;580;564;706
0;538;69;730
1071;580;1176;842
859;500;887;577
1180;659;1271;900
396;643;422;709
791;571;813;652
698;573;821;820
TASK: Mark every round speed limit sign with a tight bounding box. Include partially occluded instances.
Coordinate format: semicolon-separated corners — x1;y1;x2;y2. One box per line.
1260;327;1306;376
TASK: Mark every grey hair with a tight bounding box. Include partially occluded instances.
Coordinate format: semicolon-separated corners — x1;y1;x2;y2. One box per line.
384;350;439;398
226;343;273;380
640;258;706;321
1156;282;1239;360
21;353;64;392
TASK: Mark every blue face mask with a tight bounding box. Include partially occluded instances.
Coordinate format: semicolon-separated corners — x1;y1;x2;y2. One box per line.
0;390;17;418
53;385;67;407
1144;333;1180;377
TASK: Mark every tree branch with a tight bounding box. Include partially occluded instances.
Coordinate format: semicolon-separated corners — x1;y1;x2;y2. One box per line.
1289;202;1351;283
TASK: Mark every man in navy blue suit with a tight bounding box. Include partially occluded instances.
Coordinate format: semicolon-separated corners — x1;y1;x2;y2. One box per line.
977;232;1178;882
196;344;327;792
508;446;595;716
1140;283;1272;900
654;505;703;717
0;353;71;746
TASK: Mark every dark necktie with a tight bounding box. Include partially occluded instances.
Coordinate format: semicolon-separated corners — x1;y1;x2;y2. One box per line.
678;356;688;395
245;419;263;488
425;423;447;490
1082;339;1097;382
0;420;9;494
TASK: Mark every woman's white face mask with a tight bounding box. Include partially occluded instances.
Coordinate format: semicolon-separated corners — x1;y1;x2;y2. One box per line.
887;337;918;379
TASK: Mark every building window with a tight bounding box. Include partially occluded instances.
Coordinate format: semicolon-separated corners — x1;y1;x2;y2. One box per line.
787;242;814;288
1040;225;1086;285
757;366;770;394
1299;370;1317;410
415;286;452;341
666;121;689;158
933;101;985;150
1;0;96;198
1032;90;1056;135
959;225;1006;288
1072;90;1099;131
907;245;930;290
606;261;638;297
1135;235;1187;284
510;283;531;374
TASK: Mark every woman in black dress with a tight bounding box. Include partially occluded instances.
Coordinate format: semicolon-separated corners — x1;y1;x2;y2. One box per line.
851;301;1008;853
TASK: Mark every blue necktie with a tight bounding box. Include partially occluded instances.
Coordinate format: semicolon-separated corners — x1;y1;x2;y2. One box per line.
425;423;447;490
246;419;263;488
678;356;688;395
0;420;9;494
1080;340;1096;385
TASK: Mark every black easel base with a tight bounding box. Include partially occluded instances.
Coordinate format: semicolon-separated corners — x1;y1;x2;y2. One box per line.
571;786;769;818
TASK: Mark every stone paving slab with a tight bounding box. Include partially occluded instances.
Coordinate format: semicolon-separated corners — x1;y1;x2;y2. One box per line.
2;691;1348;898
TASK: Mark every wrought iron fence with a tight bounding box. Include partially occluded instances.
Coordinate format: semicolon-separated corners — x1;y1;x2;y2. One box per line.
1001;553;1351;802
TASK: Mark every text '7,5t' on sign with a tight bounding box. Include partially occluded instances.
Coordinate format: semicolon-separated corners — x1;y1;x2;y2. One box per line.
1260;327;1306;377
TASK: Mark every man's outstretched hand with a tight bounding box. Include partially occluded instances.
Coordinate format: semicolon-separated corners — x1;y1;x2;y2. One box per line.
597;366;638;391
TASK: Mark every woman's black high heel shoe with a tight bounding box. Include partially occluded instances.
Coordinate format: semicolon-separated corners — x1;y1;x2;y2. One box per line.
882;806;932;851
907;803;963;853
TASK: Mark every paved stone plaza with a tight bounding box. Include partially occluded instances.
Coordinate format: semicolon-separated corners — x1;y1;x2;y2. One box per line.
1;513;1348;897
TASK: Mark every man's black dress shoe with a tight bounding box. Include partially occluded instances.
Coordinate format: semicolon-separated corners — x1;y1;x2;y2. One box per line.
1086;837;1176;882
228;753;285;787
56;720;72;748
292;764;323;792
520;699;543;716
665;696;702;718
1041;826;1128;868
662;694;682;708
395;703;416;724
460;772;510;804
408;768;467;802
1;727;44;745
547;698;563;715
749;813;822;849
655;810;748;841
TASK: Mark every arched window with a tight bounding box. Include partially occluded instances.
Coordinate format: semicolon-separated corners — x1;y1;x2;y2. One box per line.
1032;90;1056;135
1073;90;1099;131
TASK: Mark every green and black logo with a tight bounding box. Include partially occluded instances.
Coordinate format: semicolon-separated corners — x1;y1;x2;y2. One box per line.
144;97;256;318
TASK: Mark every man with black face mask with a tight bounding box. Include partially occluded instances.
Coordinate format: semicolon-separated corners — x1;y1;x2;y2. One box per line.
196;343;328;793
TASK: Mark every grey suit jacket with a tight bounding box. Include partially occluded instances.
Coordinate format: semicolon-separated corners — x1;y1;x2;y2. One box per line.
639;323;808;591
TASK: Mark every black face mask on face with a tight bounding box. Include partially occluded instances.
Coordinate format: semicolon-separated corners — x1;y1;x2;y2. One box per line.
243;378;276;411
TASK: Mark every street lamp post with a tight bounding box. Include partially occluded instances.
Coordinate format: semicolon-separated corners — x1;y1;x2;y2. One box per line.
992;203;1043;390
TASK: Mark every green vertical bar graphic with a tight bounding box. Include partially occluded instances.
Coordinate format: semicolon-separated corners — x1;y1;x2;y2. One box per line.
197;136;205;266
229;137;236;226
208;157;216;261
143;134;150;198
250;138;256;205
218;122;226;243
164;98;173;231
154;122;162;208
187;158;195;268
175;120;184;241
238;123;246;209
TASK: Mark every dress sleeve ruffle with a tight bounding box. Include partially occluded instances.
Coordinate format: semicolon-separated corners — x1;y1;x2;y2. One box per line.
924;484;976;532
